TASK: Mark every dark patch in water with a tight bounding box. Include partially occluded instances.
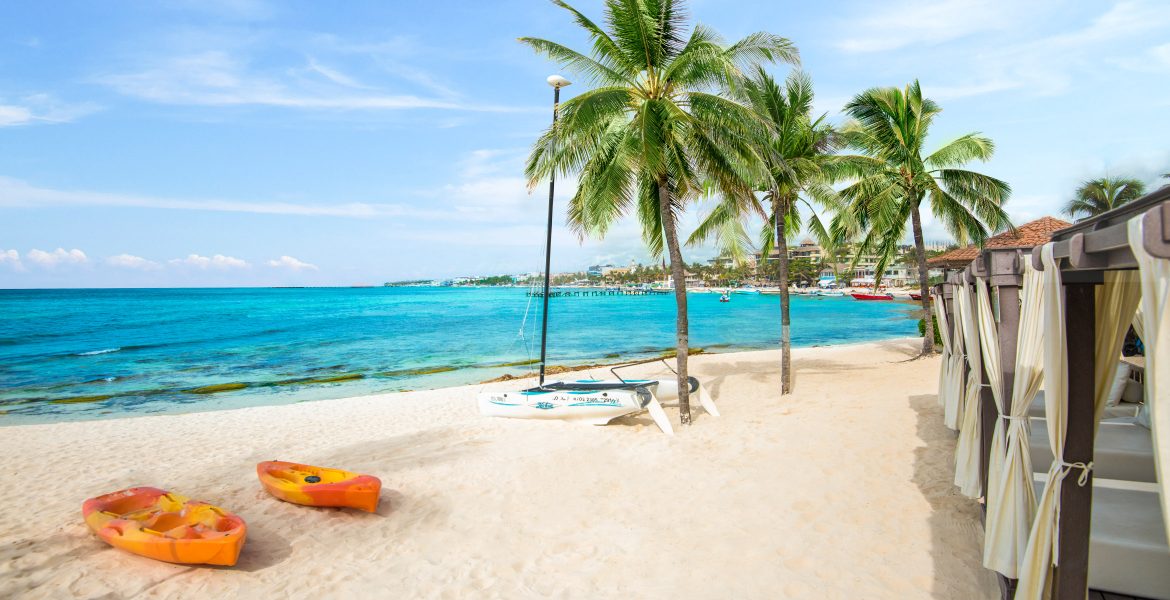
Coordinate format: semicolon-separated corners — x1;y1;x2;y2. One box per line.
189;383;249;394
272;373;364;386
306;364;347;373
377;366;458;378
495;359;540;367
51;394;113;404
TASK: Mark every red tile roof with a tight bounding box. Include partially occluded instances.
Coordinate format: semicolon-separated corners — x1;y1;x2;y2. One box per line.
927;216;1072;268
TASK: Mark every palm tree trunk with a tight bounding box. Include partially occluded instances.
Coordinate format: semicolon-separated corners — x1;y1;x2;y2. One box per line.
658;178;692;425
773;193;792;394
910;205;935;356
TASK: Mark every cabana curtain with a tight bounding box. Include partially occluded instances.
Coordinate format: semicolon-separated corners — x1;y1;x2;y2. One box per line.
983;263;1045;578
1015;243;1071;599
1093;271;1142;426
974;279;1004;493
1015;248;1141;599
954;281;984;498
1128;215;1170;543
935;293;953;409
945;288;967;430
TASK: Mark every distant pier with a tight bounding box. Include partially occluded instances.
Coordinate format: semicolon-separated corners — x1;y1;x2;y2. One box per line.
526;289;671;297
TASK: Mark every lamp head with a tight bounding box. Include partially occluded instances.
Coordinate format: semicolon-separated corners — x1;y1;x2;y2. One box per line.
546;75;572;88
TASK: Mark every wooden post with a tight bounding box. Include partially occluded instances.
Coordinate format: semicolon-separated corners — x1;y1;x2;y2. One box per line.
1052;279;1097;598
989;250;1024;456
987;249;1023;597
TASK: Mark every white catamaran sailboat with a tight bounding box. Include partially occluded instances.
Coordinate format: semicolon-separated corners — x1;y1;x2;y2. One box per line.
476;75;676;435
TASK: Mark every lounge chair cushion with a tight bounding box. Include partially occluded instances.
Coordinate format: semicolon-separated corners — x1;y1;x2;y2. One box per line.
1030;421;1156;483
1032;478;1170;599
1028;392;1139;419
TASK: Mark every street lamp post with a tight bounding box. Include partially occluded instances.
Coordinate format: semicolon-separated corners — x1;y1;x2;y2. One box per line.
538;74;571;386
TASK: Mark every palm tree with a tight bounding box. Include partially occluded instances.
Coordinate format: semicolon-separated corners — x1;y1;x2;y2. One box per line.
1062;176;1147;220
522;0;797;424
834;81;1011;356
690;69;842;394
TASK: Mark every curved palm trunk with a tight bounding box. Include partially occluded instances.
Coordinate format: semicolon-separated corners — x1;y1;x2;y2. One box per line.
910;205;934;356
658;179;692;425
773;194;792;394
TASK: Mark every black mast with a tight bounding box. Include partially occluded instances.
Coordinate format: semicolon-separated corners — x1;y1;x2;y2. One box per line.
538;77;568;385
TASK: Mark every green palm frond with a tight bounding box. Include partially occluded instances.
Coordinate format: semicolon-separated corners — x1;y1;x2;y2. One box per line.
1063;176;1147;220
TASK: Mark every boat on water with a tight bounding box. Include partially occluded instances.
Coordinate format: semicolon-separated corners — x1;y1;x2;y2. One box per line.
909;293;922;301
817;291;845;297
732;285;760;295
719;293;731;303
476;74;674;435
851;292;895;301
759;287;782;295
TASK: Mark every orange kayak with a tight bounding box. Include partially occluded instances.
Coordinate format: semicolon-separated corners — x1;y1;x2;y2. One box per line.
256;461;381;513
82;487;246;566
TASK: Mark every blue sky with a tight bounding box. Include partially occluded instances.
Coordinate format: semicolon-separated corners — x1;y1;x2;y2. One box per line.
1;0;1168;288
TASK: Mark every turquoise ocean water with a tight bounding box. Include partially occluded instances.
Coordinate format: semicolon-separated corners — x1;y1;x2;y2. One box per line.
0;287;918;425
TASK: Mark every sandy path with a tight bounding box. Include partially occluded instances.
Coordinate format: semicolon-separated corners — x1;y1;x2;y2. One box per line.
0;337;994;599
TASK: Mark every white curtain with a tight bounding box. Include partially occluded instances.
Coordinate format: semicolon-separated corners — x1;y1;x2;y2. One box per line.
1014;244;1071;600
1015;250;1141;599
935;293;953;409
954;280;984;498
984;261;1045;578
975;279;1004;494
1128;215;1170;544
945;285;968;430
1093;271;1142;425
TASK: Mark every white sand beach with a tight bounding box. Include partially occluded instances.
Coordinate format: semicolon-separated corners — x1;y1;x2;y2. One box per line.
0;337;994;599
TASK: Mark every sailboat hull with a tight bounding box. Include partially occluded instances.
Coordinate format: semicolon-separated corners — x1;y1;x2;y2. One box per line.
478;383;657;426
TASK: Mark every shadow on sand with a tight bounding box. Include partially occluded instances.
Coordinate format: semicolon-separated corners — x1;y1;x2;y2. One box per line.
908;392;995;598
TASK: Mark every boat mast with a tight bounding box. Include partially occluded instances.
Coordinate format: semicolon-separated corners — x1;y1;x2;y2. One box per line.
538;75;571;386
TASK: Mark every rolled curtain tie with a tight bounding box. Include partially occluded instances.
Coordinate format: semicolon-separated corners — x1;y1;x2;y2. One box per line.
1058;460;1094;487
1050;461;1095;565
998;414;1028;421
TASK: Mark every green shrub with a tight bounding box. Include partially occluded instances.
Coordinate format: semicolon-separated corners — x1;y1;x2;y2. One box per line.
918;315;943;345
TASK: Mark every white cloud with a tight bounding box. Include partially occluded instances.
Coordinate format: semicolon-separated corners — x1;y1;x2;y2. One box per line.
96;51;530;113
27;248;88;267
0;105;33;126
0;94;100;127
266;255;318;271
836;0;1023;53
169;253;249;269
301;58;368;89
837;1;1170;100
0;249;23;270
106;254;161;270
0;175;441;218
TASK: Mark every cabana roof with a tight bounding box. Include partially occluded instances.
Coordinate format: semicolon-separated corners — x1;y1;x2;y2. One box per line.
926;216;1072;269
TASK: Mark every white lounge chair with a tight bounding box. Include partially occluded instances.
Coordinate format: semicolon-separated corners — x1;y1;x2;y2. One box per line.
1031;477;1170;599
1030;419;1156;483
1027;391;1141;419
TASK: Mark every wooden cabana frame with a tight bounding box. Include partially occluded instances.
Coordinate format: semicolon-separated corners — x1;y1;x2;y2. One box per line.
933;186;1170;599
1023;190;1169;599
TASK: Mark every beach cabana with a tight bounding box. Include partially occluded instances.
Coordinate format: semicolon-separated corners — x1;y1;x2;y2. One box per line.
933;196;1170;599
